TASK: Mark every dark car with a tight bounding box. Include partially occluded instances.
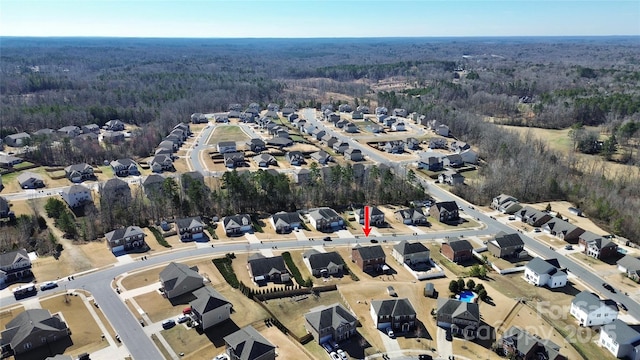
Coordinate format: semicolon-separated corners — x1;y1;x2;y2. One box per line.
323;236;332;241
419;355;433;360
602;283;616;293
370;239;379;243
162;319;176;329
618;302;628;311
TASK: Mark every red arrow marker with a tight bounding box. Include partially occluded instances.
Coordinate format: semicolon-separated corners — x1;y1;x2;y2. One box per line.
363;205;372;237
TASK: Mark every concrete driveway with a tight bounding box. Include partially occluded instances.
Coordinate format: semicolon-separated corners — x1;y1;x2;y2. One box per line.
436;327;452;359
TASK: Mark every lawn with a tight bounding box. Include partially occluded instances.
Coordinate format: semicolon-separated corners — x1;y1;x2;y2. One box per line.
207;125;250;145
120;265;164;290
133;291;183;323
0;305;25;330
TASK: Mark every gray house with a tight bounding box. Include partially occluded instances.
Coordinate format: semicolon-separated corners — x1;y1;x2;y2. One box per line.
176;216;205;241
222;214;253;236
64;163;94;182
310;150;331;165
17;172;44;189
394;208;428;225
190;286;232;331
270;211;302;233
436;298;480;338
392;241;430;265
370;298;416;333
4;133;31;147
285;151;304;166
303;250;345;277
0;309;71;356
344;148;363;161
248;254;290;283
105;226;146;254
110;158;140;177
224;325;276;360
159;262;204;299
305;303;358;344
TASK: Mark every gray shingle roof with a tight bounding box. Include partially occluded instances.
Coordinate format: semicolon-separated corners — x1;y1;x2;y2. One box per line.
353;245;385;261
271;211;301;227
190;286;230;315
493;232;525;248
371;298;416;318
572;290;618;313
602;319;640;345
437;298;480;322
526;257;561;275
224;325;275;360
435;201;458;212
306;251;344;270
305;303;357;333
159;262;203;292
0;249;28;268
1;309;69;350
445;238;473;252
617;255;640;273
176;216;204;230
105;226;144;242
394;208;427;222
501;326;561;359
393;241;429;256
248;254;288;276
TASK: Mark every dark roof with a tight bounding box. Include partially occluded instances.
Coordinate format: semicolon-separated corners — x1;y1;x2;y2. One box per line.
190;286;231;315
393;240;429;256
102;177;129;191
0;249;28;268
308;207;341;221
493;232;525;248
65;163;92;172
1;309;69;349
305;303;357;333
105;226;145;242
63;184;90;195
445;238;473;252
159;262;203;292
435;201;458;212
0;197;8;214
271;211;301;227
306;251;345;270
501;326;562;360
437;298;480;322
371;298;416;318
353;245;385;261
224;326;275;360
143;174;166;187
223;214;252;230
526;257;562;275
248;254;288;276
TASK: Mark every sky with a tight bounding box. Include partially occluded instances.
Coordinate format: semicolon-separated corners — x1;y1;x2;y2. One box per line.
1;0;639;38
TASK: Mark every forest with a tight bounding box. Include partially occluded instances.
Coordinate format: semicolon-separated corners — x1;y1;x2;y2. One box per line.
1;36;639;251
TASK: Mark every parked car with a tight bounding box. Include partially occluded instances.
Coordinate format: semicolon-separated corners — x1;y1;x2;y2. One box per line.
40;281;58;291
386;327;395;338
323;236;332;241
602;283;616;293
618;302;628;311
564;245;573;250
321;342;333;353
329;339;339;350
214;355;229;360
182;307;192;315
534;228;541;233
330;352;341;360
337;349;348;360
370;239;379;243
177;314;189;323
162;319;176;329
508;216;516;220
419;355;433;360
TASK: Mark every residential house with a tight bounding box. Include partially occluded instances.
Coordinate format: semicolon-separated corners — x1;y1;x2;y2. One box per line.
228;110;241;119
0;249;32;286
391;121;406;131
246;138;266;152
429;201;459;223
450;141;471;153
335;119;350;129
4;133;31;147
357;105;370;114
366;124;384;133
60;184;92;208
248;253;290;283
515;206;553;228
217;141;237;154
441;238;473;263
351;244;386;272
0;155;22;168
103;131;125;143
487;232;526;259
266;137;293;148
500;326;566;360
57;125;81;137
460;149;478;164
491;194;522;214
617;255;640;281
570;290;618;327
542;219;585;244
190;286;232;330
308;207;344;232
428;138;448;149
392;108;407;117
344;122;358;133
292;118;306;129
338;104;352;112
224;325;276;360
0;309;71;356
104;119;125;131
214;113;229;123
436;298;480;338
352;111;364;119
354;206;385;226
293;168;311;184
394;208;428;226
321;134;337;148
64;163;94;182
333;141;349;154
599;319;640;359
190;113;207;123
579;231;618;259
305;303;358;344
0;197;10;218
435;124;450;137
384;140;404;154
176;216;205;241
16;172;44;189
142;174;165;196
344;148;363;161
285;151;304;166
392;241;430;265
283;108;297;118
370;298;416;333
253;154;276;168
82;124;100;134
443;154;464;167
222;214;253;236
159;262;204;299
438;170;465;185
406;137;420;150
149;154;173;172
313;129;327;141
270;212;302;233
382;116;396;127
173;122;191;136
524;258;567;288
105;226;146;254
158;139;177;152
310;150;331;165
110;158;139;177
303;250;345;277
418;156;443;171
32;128;57;138
224;152;246;169
326;113;340;123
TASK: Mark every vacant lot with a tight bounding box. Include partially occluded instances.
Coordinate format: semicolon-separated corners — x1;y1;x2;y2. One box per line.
207;125;250;145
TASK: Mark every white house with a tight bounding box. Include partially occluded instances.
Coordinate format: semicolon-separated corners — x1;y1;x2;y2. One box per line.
0;249;32;286
599;319;640;359
570;290;618;327
524;258;567;288
391;121;406;131
61;184;92;208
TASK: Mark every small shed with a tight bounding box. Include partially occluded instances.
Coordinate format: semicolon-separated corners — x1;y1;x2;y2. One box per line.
424;282;436;298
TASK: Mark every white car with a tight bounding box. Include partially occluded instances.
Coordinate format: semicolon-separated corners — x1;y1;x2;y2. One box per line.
329;352;341;360
337;349;348;360
177;314;189;323
213;355;229;360
40;281;58;291
386;327;395;338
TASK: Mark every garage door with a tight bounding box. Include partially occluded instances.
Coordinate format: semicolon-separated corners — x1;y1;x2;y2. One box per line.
111;245;125;253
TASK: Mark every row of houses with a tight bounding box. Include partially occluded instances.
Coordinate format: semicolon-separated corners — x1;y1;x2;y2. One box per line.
3;120;126;148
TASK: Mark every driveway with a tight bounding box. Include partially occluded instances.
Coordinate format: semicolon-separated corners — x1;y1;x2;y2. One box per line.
436;327;452;359
379;331;401;353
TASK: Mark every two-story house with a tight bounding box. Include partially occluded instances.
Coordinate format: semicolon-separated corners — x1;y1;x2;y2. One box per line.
159;262;204;299
60;184;92;208
487;232;526;259
352;244;386;273
105;226;146;254
524;258;567;288
305;303;358;344
500;326;566;360
392;241;430;266
570;290;618;327
491;194;522;214
222;214;253;236
394;208;428;226
436;298;480;339
370;298;416;333
190;286;232;331
441;238;473;263
110;158;140;177
224;326;276;360
429;201;459;223
579;231;618;259
354;206;385;226
0;309;71;356
599;319;640;360
64;163;94;183
176;216;205;241
0;249;32;286
308;207;344;232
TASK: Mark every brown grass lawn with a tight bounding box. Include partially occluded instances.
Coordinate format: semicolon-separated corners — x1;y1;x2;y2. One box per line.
134;291;183;323
0;305;25;330
263;290;347;337
151;333;173;360
173;157;190;173
207;125;250;145
31;255;78;283
78;241;118;269
3;198;35;217
91;302;117;342
40;294;108;356
121;265;164;290
261;326;313;360
486;253;531;270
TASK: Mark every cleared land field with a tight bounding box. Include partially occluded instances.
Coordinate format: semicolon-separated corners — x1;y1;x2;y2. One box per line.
207;125;250;145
